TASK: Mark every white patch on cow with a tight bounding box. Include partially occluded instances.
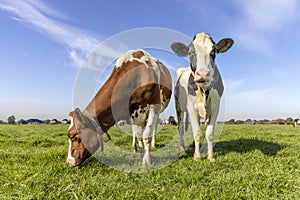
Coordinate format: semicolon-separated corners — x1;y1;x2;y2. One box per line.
176;67;190;77
193;32;214;54
116;49;158;69
141;105;159;165
67;139;75;166
68;116;74;131
131;105;150;126
192;33;215;79
195;86;207;121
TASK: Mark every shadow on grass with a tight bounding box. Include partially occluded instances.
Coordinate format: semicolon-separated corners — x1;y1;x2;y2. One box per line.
215;138;284;156
183;138;284;158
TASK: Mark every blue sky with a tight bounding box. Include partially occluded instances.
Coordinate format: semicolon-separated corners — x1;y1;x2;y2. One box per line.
0;0;300;121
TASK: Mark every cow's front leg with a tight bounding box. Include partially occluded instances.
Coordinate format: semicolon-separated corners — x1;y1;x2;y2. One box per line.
188;107;202;160
206;100;220;162
142;105;159;166
206;124;215;162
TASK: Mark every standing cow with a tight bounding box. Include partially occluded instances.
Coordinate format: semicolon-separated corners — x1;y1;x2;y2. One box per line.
171;32;233;162
294;118;299;127
67;49;172;166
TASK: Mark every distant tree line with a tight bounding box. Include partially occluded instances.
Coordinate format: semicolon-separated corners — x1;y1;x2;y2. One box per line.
225;117;297;125
0;115;70;125
0;115;298;126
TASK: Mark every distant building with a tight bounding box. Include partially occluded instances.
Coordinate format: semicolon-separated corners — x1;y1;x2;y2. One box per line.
27;119;43;124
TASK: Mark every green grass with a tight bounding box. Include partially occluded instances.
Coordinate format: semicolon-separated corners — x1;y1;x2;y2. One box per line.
0;124;299;199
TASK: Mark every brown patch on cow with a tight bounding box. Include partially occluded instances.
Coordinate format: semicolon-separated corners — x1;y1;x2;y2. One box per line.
132;50;145;59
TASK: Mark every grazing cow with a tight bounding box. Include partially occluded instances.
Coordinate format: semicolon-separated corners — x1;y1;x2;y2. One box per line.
171;32;234;162
67;49;172;166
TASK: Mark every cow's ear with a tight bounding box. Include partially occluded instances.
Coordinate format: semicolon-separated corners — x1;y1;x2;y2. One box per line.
171;42;189;57
73;108;86;129
69;111;74;118
215;38;234;53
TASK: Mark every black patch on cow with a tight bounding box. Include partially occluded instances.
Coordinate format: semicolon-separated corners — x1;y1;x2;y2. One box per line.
210;66;224;97
192;35;197;41
188;44;197;72
135;111;138;118
187;73;198;96
174;79;180;100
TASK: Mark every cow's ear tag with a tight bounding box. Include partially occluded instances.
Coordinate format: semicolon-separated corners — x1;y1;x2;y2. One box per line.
102;132;111;142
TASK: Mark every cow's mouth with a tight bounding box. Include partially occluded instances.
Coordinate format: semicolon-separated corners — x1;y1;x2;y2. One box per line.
195;79;210;85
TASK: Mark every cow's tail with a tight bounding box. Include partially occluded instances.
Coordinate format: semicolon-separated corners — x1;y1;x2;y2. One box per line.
185;112;189;132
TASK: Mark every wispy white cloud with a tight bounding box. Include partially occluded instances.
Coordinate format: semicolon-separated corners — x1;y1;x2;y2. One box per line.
237;0;297;29
0;0;118;68
224;79;245;91
231;0;299;54
178;0;299;54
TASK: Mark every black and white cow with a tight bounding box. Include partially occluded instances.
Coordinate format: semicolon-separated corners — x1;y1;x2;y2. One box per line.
171;32;234;162
293;118;299;127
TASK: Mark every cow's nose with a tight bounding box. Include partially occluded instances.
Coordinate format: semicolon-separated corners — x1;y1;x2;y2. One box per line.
195;70;210;79
67;158;75;166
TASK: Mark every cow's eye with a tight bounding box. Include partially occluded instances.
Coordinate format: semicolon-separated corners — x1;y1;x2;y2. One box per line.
70;134;77;141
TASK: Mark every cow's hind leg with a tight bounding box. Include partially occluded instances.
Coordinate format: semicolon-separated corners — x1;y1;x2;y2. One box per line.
142;104;159;166
150;116;158;149
131;129;137;152
176;96;185;151
132;124;144;159
177;111;185;151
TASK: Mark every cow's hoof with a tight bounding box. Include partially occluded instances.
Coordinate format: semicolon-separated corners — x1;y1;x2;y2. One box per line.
142;153;151;166
102;132;111;142
180;146;186;152
207;155;215;162
131;146;137;152
151;143;156;150
193;153;200;161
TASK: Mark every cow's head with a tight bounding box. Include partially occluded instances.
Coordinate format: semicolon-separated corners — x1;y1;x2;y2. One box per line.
171;32;233;86
67;108;101;166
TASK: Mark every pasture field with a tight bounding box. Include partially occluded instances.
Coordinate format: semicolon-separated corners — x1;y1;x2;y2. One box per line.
0;124;299;199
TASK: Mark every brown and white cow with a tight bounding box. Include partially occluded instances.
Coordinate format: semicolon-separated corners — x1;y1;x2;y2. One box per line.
171;32;233;162
67;49;172;166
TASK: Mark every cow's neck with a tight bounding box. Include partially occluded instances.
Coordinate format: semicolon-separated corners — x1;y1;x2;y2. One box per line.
211;65;224;97
85;69;125;133
86;68;131;132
